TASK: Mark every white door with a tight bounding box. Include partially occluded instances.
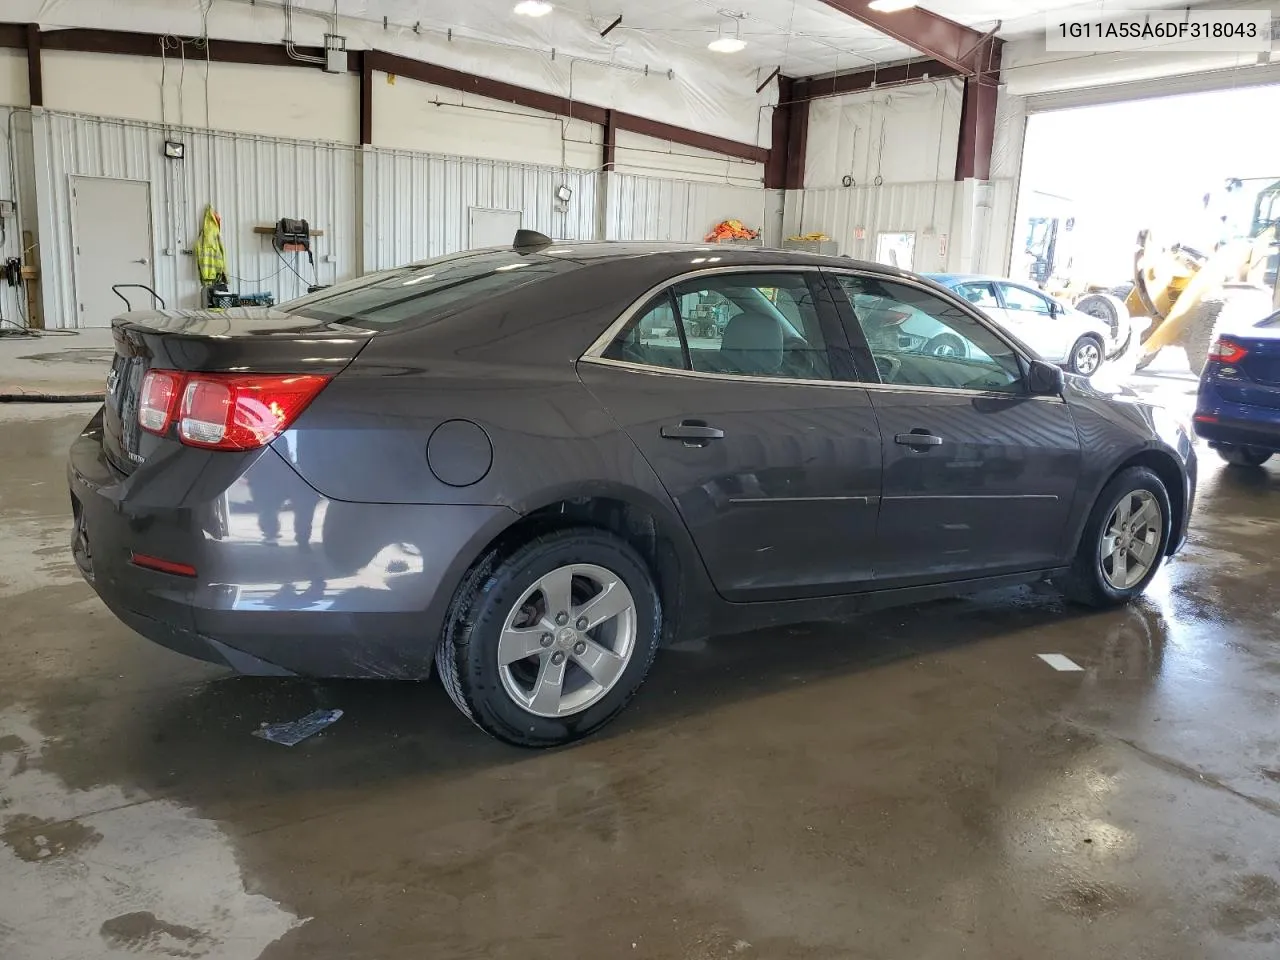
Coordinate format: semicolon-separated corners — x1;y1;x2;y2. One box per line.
71;177;155;326
468;207;522;250
996;282;1068;360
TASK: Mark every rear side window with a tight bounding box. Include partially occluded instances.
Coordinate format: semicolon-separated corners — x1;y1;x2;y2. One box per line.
283;250;576;329
603;272;834;381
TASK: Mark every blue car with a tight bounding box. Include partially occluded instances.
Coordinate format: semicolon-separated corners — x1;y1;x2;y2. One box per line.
1194;308;1280;465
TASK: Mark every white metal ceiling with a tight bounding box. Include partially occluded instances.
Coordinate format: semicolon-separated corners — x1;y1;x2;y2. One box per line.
285;0;1234;77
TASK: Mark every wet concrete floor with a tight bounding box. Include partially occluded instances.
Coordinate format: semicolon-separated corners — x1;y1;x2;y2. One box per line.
2;382;1279;959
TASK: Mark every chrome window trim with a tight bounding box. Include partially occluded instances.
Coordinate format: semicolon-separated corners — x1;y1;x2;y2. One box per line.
577;354;1066;403
581;264;822;360
580;262;1067;403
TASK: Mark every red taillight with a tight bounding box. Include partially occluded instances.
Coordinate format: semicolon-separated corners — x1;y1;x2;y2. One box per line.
137;369;330;451
178;373;331;450
1207;338;1248;364
130;552;197;577
138;370;183;435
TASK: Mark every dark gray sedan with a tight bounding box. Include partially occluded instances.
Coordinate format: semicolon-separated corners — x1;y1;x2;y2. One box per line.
69;236;1196;746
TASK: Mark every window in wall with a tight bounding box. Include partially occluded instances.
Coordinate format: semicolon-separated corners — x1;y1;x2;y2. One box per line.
874;232;917;271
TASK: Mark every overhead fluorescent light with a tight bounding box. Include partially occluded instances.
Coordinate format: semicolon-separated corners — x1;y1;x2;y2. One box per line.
708;36;747;53
513;0;553;16
868;0;917;11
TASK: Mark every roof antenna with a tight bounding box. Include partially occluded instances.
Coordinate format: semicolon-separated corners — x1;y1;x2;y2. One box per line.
514;229;554;252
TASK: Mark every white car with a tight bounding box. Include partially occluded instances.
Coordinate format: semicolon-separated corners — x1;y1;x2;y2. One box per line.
922;274;1113;376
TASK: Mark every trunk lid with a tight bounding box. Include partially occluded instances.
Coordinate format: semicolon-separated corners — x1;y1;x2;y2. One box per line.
103;307;373;474
1208;321;1280;412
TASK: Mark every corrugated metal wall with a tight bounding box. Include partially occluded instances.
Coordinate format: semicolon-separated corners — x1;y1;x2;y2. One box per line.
14;108;1004;332
363;149;599;271
32;110;359;326
605;174;778;245
784;181;960;274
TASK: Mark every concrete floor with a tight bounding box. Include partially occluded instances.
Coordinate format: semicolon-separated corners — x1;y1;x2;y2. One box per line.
2;375;1280;959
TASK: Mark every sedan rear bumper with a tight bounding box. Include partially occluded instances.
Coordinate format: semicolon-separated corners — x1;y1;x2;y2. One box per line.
69;417;516;678
1194;384;1280;451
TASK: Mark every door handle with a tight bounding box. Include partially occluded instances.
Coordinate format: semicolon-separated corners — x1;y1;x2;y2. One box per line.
661;421;725;446
132;258;149;265
895;431;943;448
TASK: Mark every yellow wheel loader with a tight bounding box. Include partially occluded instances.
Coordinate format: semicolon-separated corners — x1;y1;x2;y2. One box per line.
1053;178;1280;375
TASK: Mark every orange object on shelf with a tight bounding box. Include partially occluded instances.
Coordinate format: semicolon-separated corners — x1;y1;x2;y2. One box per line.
704;219;759;242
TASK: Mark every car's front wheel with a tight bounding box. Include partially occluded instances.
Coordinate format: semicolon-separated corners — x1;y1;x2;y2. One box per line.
1215;444;1273;467
1069;335;1105;375
435;528;661;747
1056;466;1171;607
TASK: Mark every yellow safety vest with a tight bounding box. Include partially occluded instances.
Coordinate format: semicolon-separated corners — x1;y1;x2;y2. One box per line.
194;205;226;284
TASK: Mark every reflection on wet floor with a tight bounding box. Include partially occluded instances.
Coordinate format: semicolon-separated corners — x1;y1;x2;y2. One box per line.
2;386;1280;959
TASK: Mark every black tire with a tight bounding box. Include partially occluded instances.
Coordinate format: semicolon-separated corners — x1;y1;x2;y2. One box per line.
924;332;968;358
1069;334;1105;375
435;528;661;748
1215;444;1273;467
1055;466;1171;608
1075;293;1128;341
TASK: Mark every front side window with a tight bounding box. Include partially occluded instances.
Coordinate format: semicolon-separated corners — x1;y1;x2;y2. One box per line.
603;272;833;381
835;275;1023;393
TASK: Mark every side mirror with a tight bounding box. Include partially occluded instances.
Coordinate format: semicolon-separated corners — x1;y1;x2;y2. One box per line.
1028;359;1065;395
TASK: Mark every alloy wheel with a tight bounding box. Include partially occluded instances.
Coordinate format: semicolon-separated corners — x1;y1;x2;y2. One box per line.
1075;341;1102;374
1099;490;1162;590
497;563;637;718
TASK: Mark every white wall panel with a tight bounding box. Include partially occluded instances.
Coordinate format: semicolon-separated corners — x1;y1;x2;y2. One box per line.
806;80;963;189
373;75;601;169
613;130;763;187
363;149;599;270
971;179;1017;278
42;51;360;144
785;181;958;273
0;50;28;108
605;174;773;244
33;111;359;327
3;0;775;148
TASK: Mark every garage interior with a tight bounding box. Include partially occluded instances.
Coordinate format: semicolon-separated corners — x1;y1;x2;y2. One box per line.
2;1;1280;957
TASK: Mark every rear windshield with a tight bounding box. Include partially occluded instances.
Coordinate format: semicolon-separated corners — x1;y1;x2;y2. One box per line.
1255;310;1280;328
282;250;577;329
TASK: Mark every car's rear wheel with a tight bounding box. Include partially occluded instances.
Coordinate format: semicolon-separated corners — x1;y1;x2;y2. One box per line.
1215;444;1273;467
1069;335;1105;375
1056;466;1171;608
435;528;661;747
